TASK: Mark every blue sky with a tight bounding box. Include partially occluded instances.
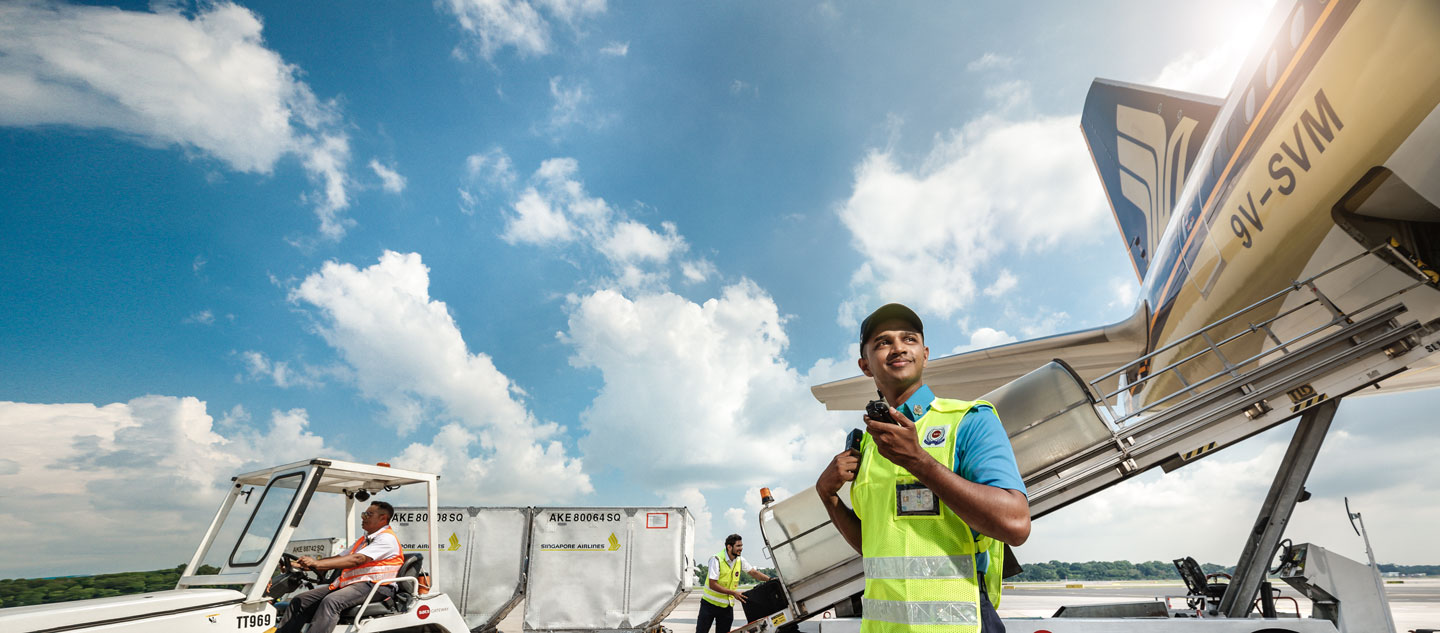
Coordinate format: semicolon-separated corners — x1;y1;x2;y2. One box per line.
3;0;1436;579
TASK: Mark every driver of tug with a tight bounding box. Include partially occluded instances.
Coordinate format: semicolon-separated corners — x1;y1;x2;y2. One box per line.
277;501;404;633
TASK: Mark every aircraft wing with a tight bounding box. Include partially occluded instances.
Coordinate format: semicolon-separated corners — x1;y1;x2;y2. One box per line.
811;304;1149;410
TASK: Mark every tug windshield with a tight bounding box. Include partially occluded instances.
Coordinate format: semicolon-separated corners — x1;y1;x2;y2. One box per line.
228;472;305;567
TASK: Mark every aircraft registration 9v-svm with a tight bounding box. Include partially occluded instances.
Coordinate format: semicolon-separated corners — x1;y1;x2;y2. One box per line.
800;0;1440;629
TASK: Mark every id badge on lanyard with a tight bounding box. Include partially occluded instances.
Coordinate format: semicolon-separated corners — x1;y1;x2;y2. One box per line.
896;482;941;516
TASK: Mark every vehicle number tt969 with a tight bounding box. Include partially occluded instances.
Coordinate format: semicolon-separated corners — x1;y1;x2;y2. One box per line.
236;613;272;628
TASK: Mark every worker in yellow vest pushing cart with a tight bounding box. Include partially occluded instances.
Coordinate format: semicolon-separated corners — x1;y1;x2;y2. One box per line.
698;534;772;633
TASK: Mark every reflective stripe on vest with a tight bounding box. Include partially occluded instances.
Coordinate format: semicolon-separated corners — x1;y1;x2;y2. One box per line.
701;551;742;608
862;598;980;627
863;555;975;580
330;526;404;590
850;398;995;633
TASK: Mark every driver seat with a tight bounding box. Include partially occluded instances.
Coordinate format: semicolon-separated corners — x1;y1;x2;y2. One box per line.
1173;556;1227;611
336;553;424;623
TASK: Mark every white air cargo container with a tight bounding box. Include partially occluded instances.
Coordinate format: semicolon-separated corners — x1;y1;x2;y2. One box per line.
391;507;531;632
391;506;694;633
524;507;694;633
282;537;342;559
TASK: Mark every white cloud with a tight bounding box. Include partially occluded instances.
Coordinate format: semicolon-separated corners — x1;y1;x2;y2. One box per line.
0;397;342;577
0;2;357;240
563;281;849;493
459;146;519;215
837;100;1109;321
966;52;1014;72
724;507;747;530
599;41;628;56
467;147;519;187
441;0;606;60
369;159;407;193
598;220;684;263
185;310;215;325
983;269;1018;297
505;186;578;243
681;259;717;284
496;154;695;290
239;350;322;389
546;75;590;133
1016;309;1069;339
290;250;592;504
951;327;1017;354
1107;275;1140;312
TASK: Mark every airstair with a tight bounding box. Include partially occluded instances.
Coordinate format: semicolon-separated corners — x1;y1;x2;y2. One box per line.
1024;241;1437;520
752;242;1438;632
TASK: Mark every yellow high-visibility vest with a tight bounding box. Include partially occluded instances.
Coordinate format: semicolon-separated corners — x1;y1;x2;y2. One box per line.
701;551;743;608
850;398;1005;633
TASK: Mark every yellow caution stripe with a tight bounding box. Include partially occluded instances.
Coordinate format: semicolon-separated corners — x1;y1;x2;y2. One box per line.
1290;392;1328;412
1183;442;1217;461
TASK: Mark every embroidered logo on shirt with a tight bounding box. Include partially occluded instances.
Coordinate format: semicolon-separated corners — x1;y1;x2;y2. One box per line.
922;426;946;446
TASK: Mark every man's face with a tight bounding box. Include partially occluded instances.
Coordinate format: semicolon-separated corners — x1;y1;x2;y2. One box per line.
727;540;743;557
361;505;388;533
859;318;928;390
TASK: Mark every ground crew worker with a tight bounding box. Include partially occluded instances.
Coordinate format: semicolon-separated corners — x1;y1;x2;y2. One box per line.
278;501;405;633
816;303;1030;633
697;534;772;633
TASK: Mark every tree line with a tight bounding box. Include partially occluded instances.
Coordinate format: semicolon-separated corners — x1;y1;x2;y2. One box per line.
0;565;220;609
1008;560;1230;582
6;560;1433;609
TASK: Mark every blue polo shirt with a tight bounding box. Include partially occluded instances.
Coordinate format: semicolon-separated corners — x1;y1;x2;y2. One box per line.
896;384;1027;575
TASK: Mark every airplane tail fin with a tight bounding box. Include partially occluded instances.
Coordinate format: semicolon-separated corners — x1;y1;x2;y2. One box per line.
1081;79;1224;281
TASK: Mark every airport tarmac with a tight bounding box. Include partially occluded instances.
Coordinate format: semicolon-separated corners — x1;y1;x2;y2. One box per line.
642;579;1440;633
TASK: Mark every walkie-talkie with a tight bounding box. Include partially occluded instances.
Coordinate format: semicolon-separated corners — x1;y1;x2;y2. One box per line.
865;390;898;424
846;428;863;454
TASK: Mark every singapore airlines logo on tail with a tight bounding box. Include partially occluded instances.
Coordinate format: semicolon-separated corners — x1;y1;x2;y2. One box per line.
1115;105;1200;262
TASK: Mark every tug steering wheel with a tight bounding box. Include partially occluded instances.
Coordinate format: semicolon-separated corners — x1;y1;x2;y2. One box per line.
266;553;326;600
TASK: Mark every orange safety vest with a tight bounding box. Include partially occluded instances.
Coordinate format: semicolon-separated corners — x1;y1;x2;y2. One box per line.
330;526;404;590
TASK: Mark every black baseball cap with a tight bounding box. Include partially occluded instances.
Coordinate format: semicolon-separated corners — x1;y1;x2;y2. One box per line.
860;303;923;346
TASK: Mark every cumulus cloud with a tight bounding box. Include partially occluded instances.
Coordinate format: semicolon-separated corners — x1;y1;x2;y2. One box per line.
369;159;407;193
290;250;591;503
0;397;342;577
563;281;848;491
0;2;358;240
837;102;1109;321
441;0;606;60
185;310;215;325
951;326;1017;354
493;154;699;290
724;507;747;530
983;269;1018;298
